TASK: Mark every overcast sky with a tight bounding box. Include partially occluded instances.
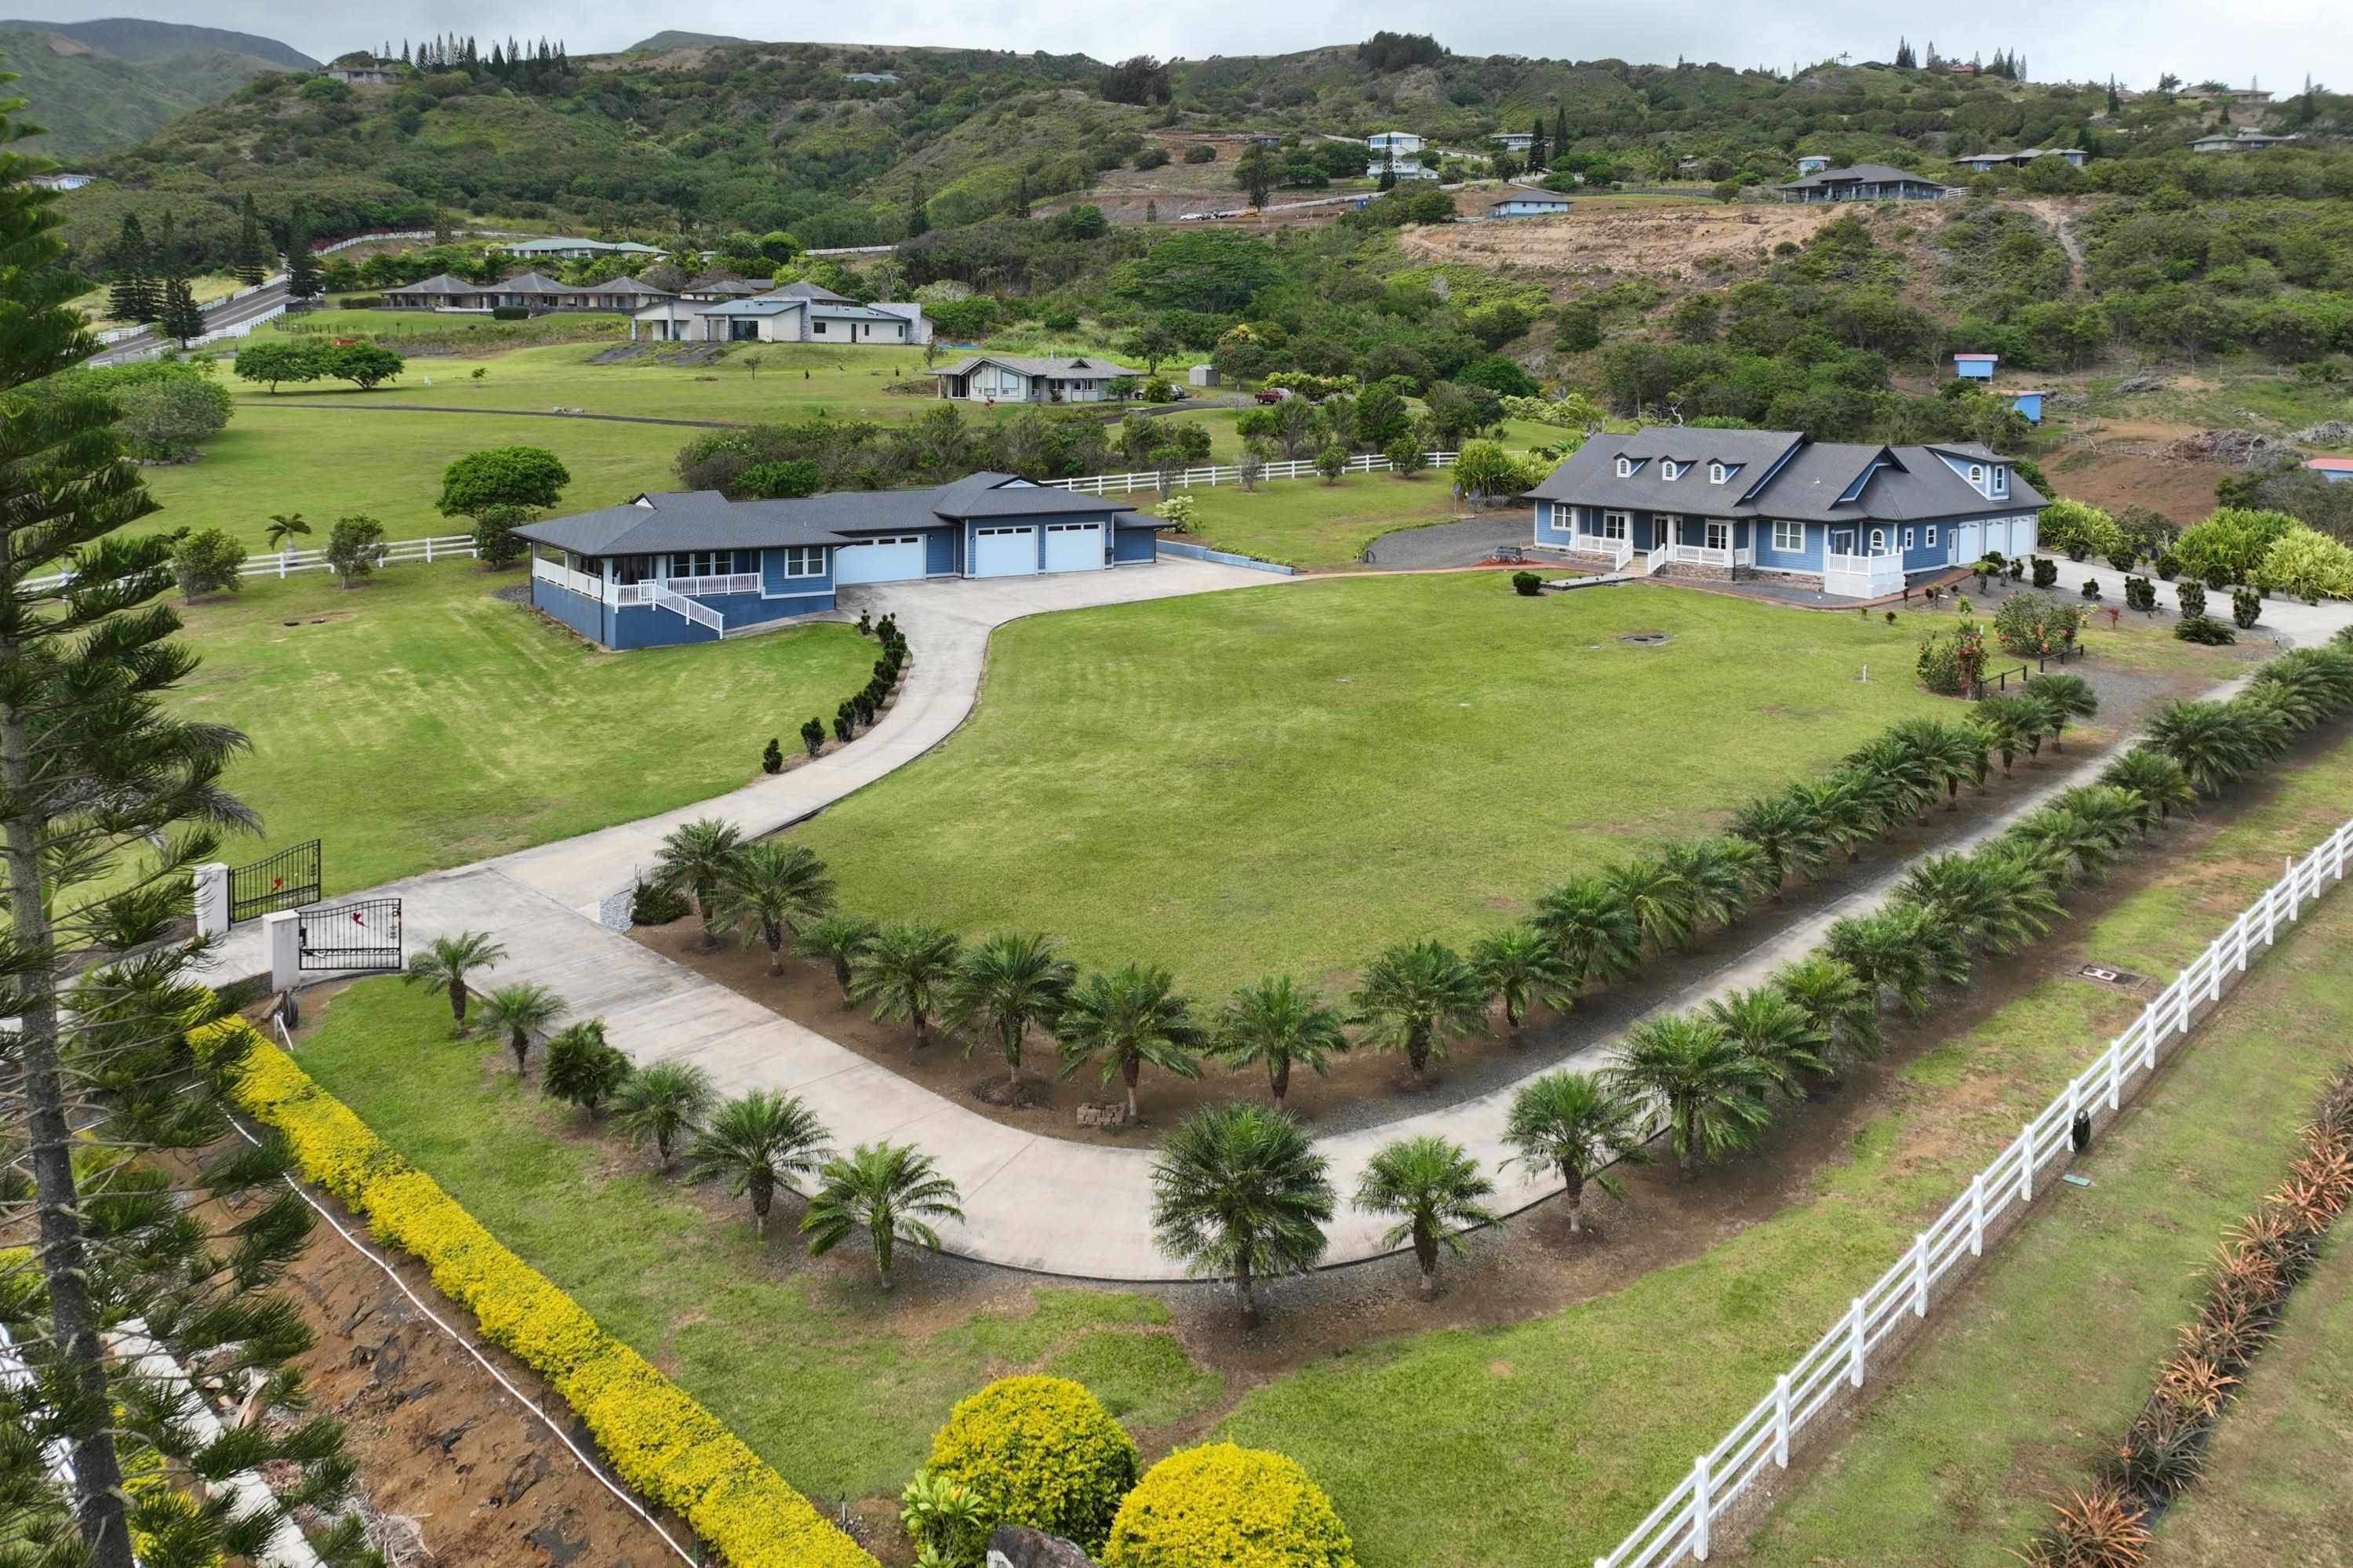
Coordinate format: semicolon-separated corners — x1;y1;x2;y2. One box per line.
23;1;2350;94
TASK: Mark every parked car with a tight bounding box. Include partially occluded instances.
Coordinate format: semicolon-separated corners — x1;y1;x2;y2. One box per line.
1177;211;1209;221
1253;389;1289;404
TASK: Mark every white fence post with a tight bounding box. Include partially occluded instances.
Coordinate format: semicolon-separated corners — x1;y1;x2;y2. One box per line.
1773;1373;1792;1467
1967;1173;1985;1257
264;911;300;995
2018;1122;2035;1202
1690;1454;1711;1559
2108;1039;2124;1111
2286;855;2300;922
1846;1297;1866;1388
1911;1234;1929;1316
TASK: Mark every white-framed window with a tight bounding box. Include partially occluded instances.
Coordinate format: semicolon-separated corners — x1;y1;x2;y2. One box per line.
1046;522;1099;533
1602;511;1630;540
1993;466;2009;496
1708;463;1727;484
1868;528;1887;554
1661;460;1680;481
1615;457;1633;478
1704;520;1729;551
671;550;748;578
1969;464;1985;486
976;526;1031;537
778;546;826;577
1773;519;1803;554
1926;526;1939;548
1903;527;1916;551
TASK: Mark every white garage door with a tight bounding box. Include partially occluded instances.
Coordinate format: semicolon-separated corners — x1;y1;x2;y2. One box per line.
1043;522;1105;573
973;526;1036;578
834;535;926;585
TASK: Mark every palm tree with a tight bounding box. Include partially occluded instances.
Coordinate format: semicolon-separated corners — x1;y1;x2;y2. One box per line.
1729;792;1829;898
1769;954;1880;1071
1791;774;1875;863
712;839;835;975
802;1141;966;1290
1889;718;1983;809
1826;911;1932;1017
652;817;744;948
1150;1103;1334;1326
947;932;1076;1090
2100;747;2195;831
1845;735;1937;828
2024;674;2098;751
849;920;962;1049
2010;802;2126;883
1664;836;1766;937
1704;987;1829;1101
1531;875;1643;995
2055;784;2144;859
1056;963;1206;1122
1350;940;1489;1087
1602;855;1697;954
613;1060;715;1172
542;1020;632;1115
1502;1071;1650;1235
2148;700;2272;795
1969;696;2038;777
403;930;507;1030
1606;1015;1774;1175
799;913;878;1002
1354;1135;1500;1298
1470;924;1575;1042
477;981;564;1075
1214;976;1349;1105
264;512;311;558
686;1090;831;1232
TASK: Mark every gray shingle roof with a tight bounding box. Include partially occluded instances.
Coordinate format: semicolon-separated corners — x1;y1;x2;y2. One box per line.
1522;427;2045;524
933;354;1144;380
1777;162;1955;192
384;273;476;295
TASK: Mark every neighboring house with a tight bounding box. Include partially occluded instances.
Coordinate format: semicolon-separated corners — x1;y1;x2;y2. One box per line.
1953;147;2089;171
1367;131;1424;154
326;64;397;85
1489;192;1577;217
933;354;1144;404
2001;389;2049;425
1953;352;1999;381
1775;162;1957;202
1522;427;2046;599
27;171;95;191
843;71;899;84
1795;154;1831;174
629;280;928;344
381;271;672;313
495;235;670;263
1493;132;1537;152
515;473;1166;648
2307;457;2353;484
2191;129;2299;151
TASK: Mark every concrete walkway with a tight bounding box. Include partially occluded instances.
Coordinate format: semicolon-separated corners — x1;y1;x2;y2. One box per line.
219;566;2353;1281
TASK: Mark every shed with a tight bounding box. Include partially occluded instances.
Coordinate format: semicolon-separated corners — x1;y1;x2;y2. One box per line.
1953;353;1998;381
1187;364;1219;387
2308;457;2353;484
2001;389;2048;424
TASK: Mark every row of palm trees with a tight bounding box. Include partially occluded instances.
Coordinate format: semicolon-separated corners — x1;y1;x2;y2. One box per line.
1142;640;2353;1324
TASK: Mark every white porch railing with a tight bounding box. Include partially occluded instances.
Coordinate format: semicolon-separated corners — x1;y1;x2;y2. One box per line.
1595;814;2353;1568
1666;543;1734;569
646;584;724;633
1042;451;1460;495
656;571;760;598
1571;532;1638;571
1642;548;1673;577
1822;551;1905;599
531;555;604;600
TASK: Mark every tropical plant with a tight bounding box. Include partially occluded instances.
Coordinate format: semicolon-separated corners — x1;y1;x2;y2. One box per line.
2100;748;2195;831
802;1141;966;1289
686;1090;832;1231
2024;672;2098;751
923;1377;1139;1556
1791;775;1875;863
1470;923;1576;1041
1350;939;1489;1086
1704;987;1830;1101
1103;1444;1355;1568
1900;849;2058;954
1889;717;1986;809
652;816;744;948
264;511;311;554
613;1060;715;1172
711;839;835;974
1056;962;1206;1121
1502;1071;1650;1235
1531;875;1644;993
1729;792;1829;897
1149;1102;1335;1326
899;1471;992;1568
1214;976;1350;1104
1827;907;1961;1017
1845;734;1937;827
1354;1134;1500;1297
1663;836;1766;937
2015;1485;2151;1568
542;1020;632;1115
798;912;878;1002
849;919;962;1048
476;980;564;1075
1769;954;1881;1070
2148;700;2270;795
1969;694;2041;777
1603;854;1697;952
402;930;507;1029
948;932;1077;1090
1607;1015;1775;1173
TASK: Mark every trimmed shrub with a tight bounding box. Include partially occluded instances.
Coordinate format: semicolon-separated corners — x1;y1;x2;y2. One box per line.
1103;1442;1355;1568
2081;578;2100;600
2232;587;2263;630
2176;615;2237;645
800;718;826;757
2177;580;2207;620
2125;576;2157;613
2156;551;2180;581
762;738;784;774
2105;548;2137;573
171;527;247;602
925;1377;1139;1554
1511;571;1542;596
630;879;690;926
491;304;530;320
2031;555;2058;589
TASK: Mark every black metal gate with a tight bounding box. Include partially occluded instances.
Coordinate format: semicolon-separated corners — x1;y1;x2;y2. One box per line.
231;839;321;923
298;898;403;973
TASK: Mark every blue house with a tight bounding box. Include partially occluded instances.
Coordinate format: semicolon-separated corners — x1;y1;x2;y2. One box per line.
515;473;1166;649
1489;192;1577;217
2002;389;2047;425
1522;427;2047;599
2309;457;2353;484
1954;352;1998;381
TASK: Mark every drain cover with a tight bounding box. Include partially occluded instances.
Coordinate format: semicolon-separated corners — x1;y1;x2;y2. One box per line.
1618;631;1673;646
2075;962;2151;990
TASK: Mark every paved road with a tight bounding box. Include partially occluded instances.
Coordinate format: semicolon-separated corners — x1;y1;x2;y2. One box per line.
1356;515;1529;569
92;278;290;367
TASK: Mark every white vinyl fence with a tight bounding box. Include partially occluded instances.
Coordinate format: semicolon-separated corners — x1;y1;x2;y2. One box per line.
19;533;478;595
1598;813;2353;1568
1042;449;1460;496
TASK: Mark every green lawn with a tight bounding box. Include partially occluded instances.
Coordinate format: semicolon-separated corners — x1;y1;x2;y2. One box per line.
291;978;1226;1504
1178;471;1471;567
1209;721;2353;1568
169;564;875;893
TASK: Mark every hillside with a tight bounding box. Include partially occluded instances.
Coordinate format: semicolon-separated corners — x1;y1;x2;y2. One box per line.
0;16;314;158
623;31;754;52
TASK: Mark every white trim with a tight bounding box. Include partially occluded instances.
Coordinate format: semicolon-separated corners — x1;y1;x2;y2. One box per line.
1992;466;2009;497
1903;527;1916;551
1616;457;1633;478
1661;460;1681;482
1708;463;1727;484
1772;519;1803;554
1926;525;1939;548
1868;528;1887;554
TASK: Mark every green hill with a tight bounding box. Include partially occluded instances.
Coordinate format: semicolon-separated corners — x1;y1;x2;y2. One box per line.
0;16;314;158
622;31;755;52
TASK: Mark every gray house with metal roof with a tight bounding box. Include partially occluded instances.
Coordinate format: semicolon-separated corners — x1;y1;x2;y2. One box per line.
934;354;1146;403
514;472;1166;648
1523;427;2045;598
1775;162;1957;203
629;280;929;345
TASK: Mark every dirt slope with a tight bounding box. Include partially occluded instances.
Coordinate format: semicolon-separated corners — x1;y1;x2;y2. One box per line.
1398;202;1846;275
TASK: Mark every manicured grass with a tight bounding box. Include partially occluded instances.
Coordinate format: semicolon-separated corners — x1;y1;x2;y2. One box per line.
794;574;2219;998
1743;893;2353;1566
1209;724;2353;1568
1178;471;1469;568
168;564;875;893
292;978;1224;1501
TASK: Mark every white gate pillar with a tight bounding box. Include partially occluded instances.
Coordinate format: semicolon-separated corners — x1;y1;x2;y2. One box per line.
192;862;231;940
264;911;300;995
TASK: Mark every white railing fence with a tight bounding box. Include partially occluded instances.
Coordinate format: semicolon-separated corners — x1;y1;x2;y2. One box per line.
1042;450;1460;496
20;533;479;595
648;584;723;633
1598;816;2353;1568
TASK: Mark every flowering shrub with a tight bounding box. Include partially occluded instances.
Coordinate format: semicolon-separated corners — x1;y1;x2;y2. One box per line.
1915;621;1988;696
1103;1442;1355;1568
196;1016;875;1568
925;1376;1138;1555
1991;591;2087;657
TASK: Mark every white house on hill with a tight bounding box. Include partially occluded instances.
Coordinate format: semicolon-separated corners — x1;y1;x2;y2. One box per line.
630;280;928;344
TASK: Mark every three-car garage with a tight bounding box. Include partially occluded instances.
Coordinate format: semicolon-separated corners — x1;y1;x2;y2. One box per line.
973;526;1039;577
832;534;929;585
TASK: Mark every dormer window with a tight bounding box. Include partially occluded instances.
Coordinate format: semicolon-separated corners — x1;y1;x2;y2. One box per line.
1968;464;1985;487
1993;466;2009;497
1708;463;1726;484
1616;457;1633;478
1661;461;1680;481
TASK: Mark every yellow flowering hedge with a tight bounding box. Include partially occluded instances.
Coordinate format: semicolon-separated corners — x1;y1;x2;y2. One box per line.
925;1374;1139;1554
1102;1442;1357;1568
195;1016;876;1568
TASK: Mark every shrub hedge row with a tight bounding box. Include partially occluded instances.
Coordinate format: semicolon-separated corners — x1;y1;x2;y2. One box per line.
191;1016;877;1568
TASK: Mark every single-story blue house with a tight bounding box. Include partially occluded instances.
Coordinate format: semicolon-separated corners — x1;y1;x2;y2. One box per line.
515;472;1165;648
2002;388;2048;425
1489;192;1577;217
1522;427;2047;599
1954;352;1998;381
1774;162;1957;203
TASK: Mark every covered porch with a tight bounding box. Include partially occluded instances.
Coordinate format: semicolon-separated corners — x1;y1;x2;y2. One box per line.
1562;509;1757;573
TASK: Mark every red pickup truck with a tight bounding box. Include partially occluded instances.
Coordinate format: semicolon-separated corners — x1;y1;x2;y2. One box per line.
1253;389;1287;404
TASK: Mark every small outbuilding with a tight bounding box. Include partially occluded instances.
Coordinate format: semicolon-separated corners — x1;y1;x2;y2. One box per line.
2308;457;2353;484
1953;352;1999;382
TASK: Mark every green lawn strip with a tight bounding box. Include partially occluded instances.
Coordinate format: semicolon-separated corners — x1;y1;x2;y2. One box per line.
291;980;1217;1500
1742;896;2353;1566
169;564;874;892
1177;472;1470;569
792;573;2225;997
2155;1234;2353;1565
1206;726;2353;1568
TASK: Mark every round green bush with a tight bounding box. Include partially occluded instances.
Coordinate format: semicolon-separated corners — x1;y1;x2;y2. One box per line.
925;1376;1138;1553
1103;1442;1355;1568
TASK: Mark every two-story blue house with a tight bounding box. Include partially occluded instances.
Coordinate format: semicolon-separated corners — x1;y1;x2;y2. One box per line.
515;472;1165;649
1522;427;2047;599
